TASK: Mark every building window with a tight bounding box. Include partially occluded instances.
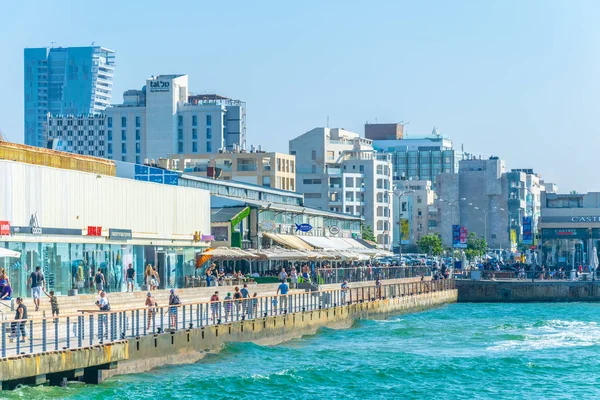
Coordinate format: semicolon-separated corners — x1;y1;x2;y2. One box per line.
136;129;140;140
107;130;112;141
311;150;316;161
107;143;112;154
121;143;126;154
122;155;127;162
345;177;354;187
262;176;271;187
192;128;197;139
304;193;322;199
206;127;212;139
107;117;112;128
135;116;141;128
121;129;126;141
178;142;183;153
207;142;212;152
136;143;140;154
206;115;212;126
178;128;183;140
121;117;126;127
136;156;141;164
178;116;183;126
192;115;197;126
192;142;198;153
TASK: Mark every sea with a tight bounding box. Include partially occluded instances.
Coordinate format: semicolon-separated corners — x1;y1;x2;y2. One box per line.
5;303;600;399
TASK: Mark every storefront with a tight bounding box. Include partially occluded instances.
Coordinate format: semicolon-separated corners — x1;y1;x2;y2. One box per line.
540;228;599;268
0;159;211;297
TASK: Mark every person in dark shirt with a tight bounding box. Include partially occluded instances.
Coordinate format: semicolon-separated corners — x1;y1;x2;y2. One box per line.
10;297;27;342
126;263;136;293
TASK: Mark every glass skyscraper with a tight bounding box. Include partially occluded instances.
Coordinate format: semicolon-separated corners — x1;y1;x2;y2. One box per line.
24;46;115;147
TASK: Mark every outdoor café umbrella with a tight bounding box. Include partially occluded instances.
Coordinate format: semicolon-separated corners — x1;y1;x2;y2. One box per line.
0;248;20;258
591;247;599;277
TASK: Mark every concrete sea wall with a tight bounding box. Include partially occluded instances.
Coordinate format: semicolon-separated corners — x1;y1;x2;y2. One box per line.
1;288;457;387
457;280;600;302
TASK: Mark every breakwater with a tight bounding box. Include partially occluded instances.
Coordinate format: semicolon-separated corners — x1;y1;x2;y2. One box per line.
0;279;457;389
456;279;600;302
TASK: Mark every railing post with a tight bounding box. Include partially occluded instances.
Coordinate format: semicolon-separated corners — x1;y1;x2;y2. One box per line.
89;315;94;346
1;322;5;358
66;317;70;348
29;320;34;353
78;316;83;347
54;317;59;350
183;305;187;329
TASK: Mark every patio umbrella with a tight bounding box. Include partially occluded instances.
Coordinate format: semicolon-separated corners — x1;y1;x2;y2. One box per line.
0;248;20;258
461;251;468;270
591;247;599;273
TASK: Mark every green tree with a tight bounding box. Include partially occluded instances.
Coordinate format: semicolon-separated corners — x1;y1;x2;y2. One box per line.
465;232;487;260
417;234;443;256
361;224;376;242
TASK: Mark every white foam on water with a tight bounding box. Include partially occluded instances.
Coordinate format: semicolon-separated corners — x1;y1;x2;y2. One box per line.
487;320;600;352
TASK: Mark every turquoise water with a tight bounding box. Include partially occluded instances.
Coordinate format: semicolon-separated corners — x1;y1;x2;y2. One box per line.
7;303;600;399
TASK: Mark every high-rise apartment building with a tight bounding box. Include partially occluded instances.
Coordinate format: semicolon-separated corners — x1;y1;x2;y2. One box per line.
24;46;115;147
105;74;246;163
290;128;393;248
45;114;106;156
370;125;465;185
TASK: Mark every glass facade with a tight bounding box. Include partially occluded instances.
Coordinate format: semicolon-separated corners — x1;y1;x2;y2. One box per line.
0;241;198;298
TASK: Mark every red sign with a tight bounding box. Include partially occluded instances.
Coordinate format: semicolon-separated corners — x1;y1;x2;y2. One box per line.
0;221;10;236
87;226;102;236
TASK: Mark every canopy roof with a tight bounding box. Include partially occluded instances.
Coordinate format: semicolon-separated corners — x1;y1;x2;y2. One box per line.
202;247;258;259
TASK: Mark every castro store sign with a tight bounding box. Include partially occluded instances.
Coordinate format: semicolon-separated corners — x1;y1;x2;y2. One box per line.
0;221;9;236
149;80;171;93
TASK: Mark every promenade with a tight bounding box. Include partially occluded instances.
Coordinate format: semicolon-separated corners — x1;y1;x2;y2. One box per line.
0;277;457;389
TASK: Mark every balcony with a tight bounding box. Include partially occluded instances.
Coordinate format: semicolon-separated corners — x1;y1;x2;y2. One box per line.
327;168;342;176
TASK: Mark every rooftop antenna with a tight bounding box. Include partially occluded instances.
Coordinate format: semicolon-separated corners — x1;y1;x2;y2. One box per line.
91;41;95;46
49;42;56;48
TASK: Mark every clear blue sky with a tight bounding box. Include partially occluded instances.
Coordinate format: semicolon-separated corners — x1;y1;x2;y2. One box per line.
1;0;599;192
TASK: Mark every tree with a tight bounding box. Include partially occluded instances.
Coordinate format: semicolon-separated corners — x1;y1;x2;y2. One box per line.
361;224;376;242
465;232;487;261
417;234;443;256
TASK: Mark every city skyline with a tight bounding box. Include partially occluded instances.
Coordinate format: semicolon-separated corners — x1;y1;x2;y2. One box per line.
3;0;600;192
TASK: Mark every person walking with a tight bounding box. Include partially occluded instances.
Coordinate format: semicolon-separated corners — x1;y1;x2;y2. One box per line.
10;297;27;342
276;279;289;314
210;291;220;323
43;290;59;317
144;264;154;289
279;268;288;283
152;267;160;290
240;283;250;315
94;268;106;294
290;268;298;289
28;266;45;311
168;289;181;329
145;292;157;330
126;263;136;292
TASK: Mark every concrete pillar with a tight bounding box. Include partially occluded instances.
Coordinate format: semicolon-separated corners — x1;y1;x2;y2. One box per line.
1;374;46;390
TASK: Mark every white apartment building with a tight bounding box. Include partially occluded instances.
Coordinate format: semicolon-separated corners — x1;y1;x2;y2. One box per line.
392;180;436;252
106;74;246;163
290;128;393;249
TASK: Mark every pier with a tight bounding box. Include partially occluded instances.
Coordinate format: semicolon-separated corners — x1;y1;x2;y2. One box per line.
0;278;456;389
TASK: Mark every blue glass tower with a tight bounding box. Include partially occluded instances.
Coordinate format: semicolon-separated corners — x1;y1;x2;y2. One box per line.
24;46;115;147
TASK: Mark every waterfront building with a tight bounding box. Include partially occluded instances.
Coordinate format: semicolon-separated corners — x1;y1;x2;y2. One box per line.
539;192;600;269
167;148;296;191
0;144;210;298
105;75;246;163
45;113;106;156
436;157;549;249
370;125;465;185
289;128;393;249
24;46;115;147
392;180;436;252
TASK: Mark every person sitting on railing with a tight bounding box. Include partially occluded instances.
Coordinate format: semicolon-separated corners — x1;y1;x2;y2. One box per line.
9;297;27;342
0;279;12;301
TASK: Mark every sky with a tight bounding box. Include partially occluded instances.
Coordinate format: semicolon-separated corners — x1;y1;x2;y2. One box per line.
1;0;599;192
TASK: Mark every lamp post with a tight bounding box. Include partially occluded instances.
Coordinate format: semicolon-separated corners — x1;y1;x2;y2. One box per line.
391;188;415;258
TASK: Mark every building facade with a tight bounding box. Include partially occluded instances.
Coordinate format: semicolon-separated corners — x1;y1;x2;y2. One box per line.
45;114;106;156
539;192;600;269
371;126;465;186
289;127;393;248
0;159;211;298
167;149;296;191
392;180;436;251
105;75;246;163
24;46;115;147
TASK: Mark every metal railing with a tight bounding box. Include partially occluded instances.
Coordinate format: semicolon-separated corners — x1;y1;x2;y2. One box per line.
307;266;431;285
0;279;455;359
